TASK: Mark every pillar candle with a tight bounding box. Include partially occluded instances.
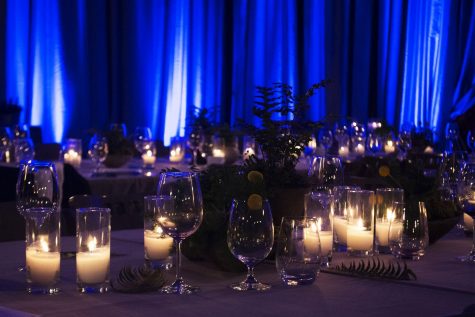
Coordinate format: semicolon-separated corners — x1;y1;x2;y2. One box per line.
144;229;174;260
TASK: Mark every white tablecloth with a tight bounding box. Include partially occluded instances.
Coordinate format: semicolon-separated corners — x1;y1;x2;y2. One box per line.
0;229;473;317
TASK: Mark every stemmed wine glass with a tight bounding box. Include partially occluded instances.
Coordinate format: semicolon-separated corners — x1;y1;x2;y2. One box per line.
88;134;109;174
156;172;203;294
187;129;203;165
318;127;333;155
227;198;274;291
457;162;475;263
0;127;12;161
134;127;153;155
308;155;344;191
398;123;413;159
16;161;60;271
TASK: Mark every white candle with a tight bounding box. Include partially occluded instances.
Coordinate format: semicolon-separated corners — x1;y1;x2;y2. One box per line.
212;149;225;158
384;140;395;153
338;146;349;157
26;239;60;285
354;144;365;155
333;216;347;245
303;226;320;257
169;147;184;162
347;219;373;251
142;150;156;165
243;147;255;160
64;149;81;167
318;231;333;256
424;146;434;154
144;228;173;260
376;208;396;247
76;237;110;284
464;213;474;232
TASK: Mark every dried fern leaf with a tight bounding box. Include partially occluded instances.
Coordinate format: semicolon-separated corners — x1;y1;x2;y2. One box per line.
111;265;167;293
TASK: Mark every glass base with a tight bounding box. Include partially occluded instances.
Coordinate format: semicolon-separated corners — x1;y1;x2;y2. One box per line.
456;253;475;263
394;249;425;261
145;258;173;270
280;270;316;286
334;243;347;252
230;281;271;291
27;285;60;295
77;283;110;294
161;279;199;295
375;245;391;254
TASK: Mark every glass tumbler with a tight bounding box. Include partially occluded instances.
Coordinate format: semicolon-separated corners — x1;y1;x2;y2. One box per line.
25;207;61;294
276;217;322;286
76;207;111;293
389;201;429;260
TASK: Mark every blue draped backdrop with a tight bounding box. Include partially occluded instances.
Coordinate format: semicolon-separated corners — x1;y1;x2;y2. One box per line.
1;0;474;144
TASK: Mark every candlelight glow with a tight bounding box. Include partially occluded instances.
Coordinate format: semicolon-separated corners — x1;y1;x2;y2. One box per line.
87;237;97;252
40;237;49;252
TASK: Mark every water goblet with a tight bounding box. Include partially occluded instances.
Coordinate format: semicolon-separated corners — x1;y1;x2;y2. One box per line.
227;198;274;291
318;127;333;155
134;127;153;155
88;134;108;174
13;138;35;163
156;172;203;294
308;155;343;191
187;129;203;165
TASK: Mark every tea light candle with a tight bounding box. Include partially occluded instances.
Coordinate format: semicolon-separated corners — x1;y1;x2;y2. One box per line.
354;144;365;155
243;147;255;160
384;140;396;153
303;224;320;257
142;149;156;165
347;219;373;251
144;227;173;260
338;146;349;157
26;238;60;285
333;216;348;244
64;149;81;167
212;149;225;158
76;237;110;284
169;147;184;162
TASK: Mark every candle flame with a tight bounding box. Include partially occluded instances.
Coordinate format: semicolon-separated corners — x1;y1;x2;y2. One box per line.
40;237;49;252
153;225;164;235
386;208;395;222
356;218;364;230
87;237;97;252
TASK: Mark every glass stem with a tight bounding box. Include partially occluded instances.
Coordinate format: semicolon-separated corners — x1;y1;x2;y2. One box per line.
471;222;475;256
175;239;183;283
245;265;258;284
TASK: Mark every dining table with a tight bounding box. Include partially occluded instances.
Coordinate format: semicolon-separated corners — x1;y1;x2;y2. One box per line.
0;227;473;317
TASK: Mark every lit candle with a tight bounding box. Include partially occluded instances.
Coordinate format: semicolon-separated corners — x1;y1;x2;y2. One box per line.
243;147;255;160
144;226;173;260
333;216;348;245
338;146;349;157
303;223;321;257
142;149;156;165
347;218;373;251
212;149;225;158
424;146;434;154
376;208;395;247
64;149;82;167
354;144;365;155
308;137;317;151
463;213;474;232
384;140;396;153
26;238;60;285
169;147;184;162
76;237;110;284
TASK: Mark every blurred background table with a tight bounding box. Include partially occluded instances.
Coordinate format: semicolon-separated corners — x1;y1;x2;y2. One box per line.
0;228;473;317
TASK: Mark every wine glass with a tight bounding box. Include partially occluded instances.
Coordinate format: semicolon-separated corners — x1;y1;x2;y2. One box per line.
333;120;349;146
13;124;30;139
445;121;460;154
0;127;12;161
13;138;35;163
110;123;127;137
227;198;274;291
398;123;413;159
457;163;475;263
366;133;383;155
317;127;333;155
134;127;153;155
308;155;343;191
88;134;109;173
187;129;203;165
156;172;203;294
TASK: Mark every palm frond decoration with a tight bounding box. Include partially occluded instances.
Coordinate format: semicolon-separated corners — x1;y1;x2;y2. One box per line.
322;257;417;281
111;265;167;293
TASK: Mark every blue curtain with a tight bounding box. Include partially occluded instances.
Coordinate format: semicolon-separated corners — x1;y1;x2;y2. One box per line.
2;0;474;144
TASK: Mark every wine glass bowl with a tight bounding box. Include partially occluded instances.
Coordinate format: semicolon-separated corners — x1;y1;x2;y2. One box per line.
88;134;108;173
134;127;153;155
227;198;274;291
156;171;203;294
318;127;333;154
308;155;343;190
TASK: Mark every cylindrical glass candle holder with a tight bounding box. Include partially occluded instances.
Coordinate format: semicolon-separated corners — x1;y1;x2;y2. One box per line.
332;186;360;252
242;136;256;160
275;217;321;286
346;190;375;256
141;141;157;169
212;136;225;158
144;195;174;269
63;138;82;167
76;207;111;293
375;188;404;254
304;192;333;266
25;207;61;294
169;136;185;162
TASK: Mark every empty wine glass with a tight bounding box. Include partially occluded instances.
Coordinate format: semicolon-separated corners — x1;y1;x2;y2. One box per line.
318;127;333;155
187;129;203;165
110;123;127;137
445;121;460;154
334;120;349;146
13;138;35;163
0;127;12;161
134;127;153;155
366;133;383;155
398;123;413;159
156;172;203;294
13;124;30;139
227;198;274;291
308;155;343;191
88;134;108;173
